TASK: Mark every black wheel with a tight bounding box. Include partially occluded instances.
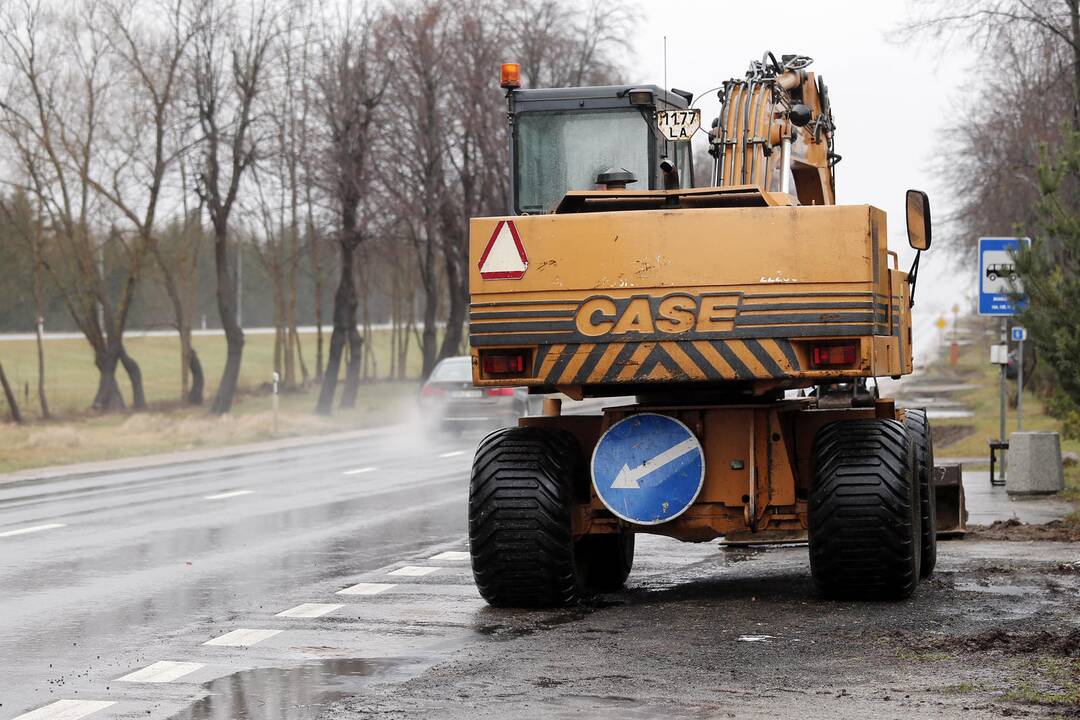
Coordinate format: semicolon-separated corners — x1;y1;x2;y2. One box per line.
904;409;937;578
809;419;922;600
468;426;582;607
575;533;634;593
988;272;998;282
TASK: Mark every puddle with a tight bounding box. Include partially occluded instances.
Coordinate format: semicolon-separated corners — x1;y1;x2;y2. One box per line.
955;582;1045;596
170;658;407;720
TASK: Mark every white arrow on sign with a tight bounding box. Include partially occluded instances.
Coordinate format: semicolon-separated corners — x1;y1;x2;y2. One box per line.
611;437;699;490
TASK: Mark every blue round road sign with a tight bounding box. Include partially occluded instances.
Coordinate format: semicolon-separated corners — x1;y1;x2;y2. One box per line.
591;413;705;525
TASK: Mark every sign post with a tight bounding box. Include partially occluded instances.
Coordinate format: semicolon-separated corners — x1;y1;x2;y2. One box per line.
1011;326;1028;430
978;237;1030;484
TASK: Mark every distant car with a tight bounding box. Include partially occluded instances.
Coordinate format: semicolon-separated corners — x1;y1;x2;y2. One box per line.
419;356;525;433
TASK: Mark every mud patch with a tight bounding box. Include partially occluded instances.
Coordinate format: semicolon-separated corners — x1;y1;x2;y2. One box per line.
968;518;1080;541
935;629;1080;658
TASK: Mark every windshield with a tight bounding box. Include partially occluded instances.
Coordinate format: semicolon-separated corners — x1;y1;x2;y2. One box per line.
516;109;649;214
429;358;472;382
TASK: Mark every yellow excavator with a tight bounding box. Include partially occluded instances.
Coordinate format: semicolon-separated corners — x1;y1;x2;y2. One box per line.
467;54;939;606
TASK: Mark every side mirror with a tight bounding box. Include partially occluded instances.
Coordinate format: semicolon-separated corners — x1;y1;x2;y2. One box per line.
905;189;931;251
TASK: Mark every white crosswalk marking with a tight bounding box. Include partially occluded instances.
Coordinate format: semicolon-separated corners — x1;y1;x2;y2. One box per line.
117;660;204;683
12;700;115;720
0;523;66;538
276;603;343;618
337;582;396;596
429;551;470;561
203;628;282;647
388;565;440;577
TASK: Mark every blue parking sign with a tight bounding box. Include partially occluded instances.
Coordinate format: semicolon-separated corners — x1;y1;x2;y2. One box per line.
978;237;1030;316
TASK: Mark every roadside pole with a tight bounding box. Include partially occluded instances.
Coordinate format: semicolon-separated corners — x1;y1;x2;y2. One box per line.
999;318;1007;484
1012;325;1027;431
272;371;280;435
1017;335;1024;431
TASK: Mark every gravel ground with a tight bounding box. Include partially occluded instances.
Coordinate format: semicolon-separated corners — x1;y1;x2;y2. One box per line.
331;536;1080;719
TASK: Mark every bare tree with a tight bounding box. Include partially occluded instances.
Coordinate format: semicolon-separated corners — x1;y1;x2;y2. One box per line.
248;4;312;391
0;360;23;424
313;8;389;414
0;190;49;417
0;0;147;411
190;0;278;414
901;0;1080;121
383;1;453;380
510;0;635;89
86;0;199;402
898;0;1077;259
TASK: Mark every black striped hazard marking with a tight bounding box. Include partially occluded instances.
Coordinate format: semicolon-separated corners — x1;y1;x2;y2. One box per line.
532;339;803;385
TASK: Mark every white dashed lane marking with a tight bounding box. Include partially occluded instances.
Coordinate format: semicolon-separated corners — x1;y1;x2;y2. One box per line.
0;523;66;538
117;660;204;683
336;582;396;596
342;467;376;476
276;603;343;618
203;490;254;500
12;699;116;720
203;628;282;647
429;551;470;561
437;450;465;458
388;565;440;577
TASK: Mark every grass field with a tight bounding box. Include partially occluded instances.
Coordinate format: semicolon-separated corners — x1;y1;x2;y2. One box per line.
0;328;422;416
0;329;429;474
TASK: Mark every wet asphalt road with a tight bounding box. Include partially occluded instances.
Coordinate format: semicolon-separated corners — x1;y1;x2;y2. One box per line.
0;425;476;718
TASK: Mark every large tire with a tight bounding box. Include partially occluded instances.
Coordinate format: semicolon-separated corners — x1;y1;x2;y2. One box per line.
809;419;922;600
904;409;937;578
469;426;582;607
575;533;634;593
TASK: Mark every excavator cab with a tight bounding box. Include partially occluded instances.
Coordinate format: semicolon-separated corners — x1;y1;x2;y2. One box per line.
505;84;694;215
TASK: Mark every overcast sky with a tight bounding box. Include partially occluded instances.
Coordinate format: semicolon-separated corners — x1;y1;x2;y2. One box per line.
633;0;973;362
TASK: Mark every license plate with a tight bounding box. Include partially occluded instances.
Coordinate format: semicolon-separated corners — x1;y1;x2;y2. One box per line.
450;390;482;399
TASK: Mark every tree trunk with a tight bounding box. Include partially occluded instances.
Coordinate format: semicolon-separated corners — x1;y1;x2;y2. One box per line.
316;239;358;415
311;222;325;382
1072;0;1080;124
34;318;49;419
153;246;195;404
119;346;146;410
0;361;23;424
188;347;205;405
92;347;125;411
210;227;245;415
179;327;195;403
340;327;363;408
439;250;467;362
419;223;439;379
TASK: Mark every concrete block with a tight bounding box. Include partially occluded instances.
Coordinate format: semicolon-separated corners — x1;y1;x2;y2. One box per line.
1006;432;1064;495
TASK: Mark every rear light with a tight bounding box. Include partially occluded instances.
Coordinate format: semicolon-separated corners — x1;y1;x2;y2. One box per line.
419;384;444;398
481;350;528;376
811;343;858;367
485;387;514;397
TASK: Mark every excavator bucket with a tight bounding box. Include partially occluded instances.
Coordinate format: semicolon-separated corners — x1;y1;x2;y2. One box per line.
933;464;968;537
